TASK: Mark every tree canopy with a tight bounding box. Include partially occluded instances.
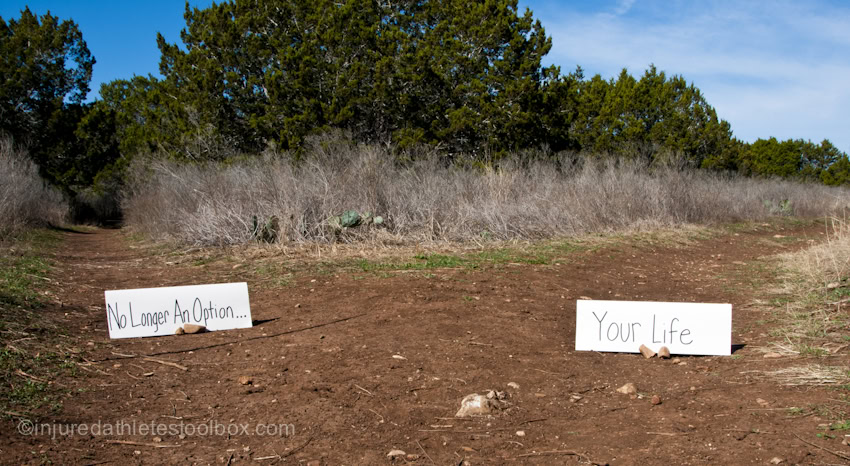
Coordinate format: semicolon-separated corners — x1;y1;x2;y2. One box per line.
2;0;849;204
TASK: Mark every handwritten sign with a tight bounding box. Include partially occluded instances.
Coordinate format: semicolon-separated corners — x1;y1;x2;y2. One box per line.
104;283;252;339
575;300;732;356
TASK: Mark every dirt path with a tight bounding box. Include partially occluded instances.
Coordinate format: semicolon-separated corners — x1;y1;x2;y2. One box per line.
4;222;850;465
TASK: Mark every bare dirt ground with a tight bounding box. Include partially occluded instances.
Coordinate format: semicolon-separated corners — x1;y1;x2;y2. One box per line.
3;221;850;465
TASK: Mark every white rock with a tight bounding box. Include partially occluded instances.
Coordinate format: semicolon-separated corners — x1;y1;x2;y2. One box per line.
387;449;406;459
455;394;492;417
616;383;637;395
507;382;520;390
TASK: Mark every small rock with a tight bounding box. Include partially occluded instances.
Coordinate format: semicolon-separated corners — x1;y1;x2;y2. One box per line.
616;383;637;395
515;430;526;437
579;296;592;300
756;398;770;407
639;344;656;359
507;382;520;390
387;449;406;459
405;454;419;461
651;395;662;405
183;324;206;334
658;346;671;359
295;303;301;308
773;234;785;239
671;358;681;364
456;394;492;417
763;352;782;359
392;354;407;360
174;327;185;335
238;375;253;385
534;392;546;398
827;282;840;289
570;395;583;402
152;436;162;443
769;457;783;464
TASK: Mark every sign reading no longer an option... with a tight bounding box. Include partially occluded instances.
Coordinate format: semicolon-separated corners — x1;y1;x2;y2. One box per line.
104;283;252;339
575;300;732;356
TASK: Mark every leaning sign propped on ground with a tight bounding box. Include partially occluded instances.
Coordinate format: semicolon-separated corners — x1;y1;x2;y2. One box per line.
575;300;732;356
104;283;252;339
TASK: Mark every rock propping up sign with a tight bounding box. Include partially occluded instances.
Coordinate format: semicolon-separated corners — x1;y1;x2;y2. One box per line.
104;283;252;339
575;300;732;356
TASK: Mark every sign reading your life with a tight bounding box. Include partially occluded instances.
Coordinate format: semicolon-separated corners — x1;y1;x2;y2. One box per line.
104;282;252;339
575;300;732;356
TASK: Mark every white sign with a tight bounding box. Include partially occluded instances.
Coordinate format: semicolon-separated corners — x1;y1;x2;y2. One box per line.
575;300;732;356
104;283;252;339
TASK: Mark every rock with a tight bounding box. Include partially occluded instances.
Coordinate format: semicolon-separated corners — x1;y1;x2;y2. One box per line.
515;430;526;437
174;327;185;335
183;324;206;334
639;344;656;359
507;382;520;390
306;460;321;466
671;357;681;364
238;375;253;385
756;398;769;407
763;352;782;359
570;395;583;403
827;282;841;289
769;457;783;464
658;346;671;359
616;383;637;395
392;354;407;360
405;454;419;461
455;394;492;417
651;395;662;405
387;449;406;459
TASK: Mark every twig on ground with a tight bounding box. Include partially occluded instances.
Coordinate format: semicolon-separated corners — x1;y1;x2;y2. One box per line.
794;433;850;461
417;440;436;465
354;384;372;396
105;440;180;448
367;409;384;423
515;449;606;465
142;357;188;371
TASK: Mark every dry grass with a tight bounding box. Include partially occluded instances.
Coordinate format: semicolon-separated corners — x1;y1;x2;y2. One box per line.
764;365;849;386
122;136;850;246
769;215;850;357
0;139;67;238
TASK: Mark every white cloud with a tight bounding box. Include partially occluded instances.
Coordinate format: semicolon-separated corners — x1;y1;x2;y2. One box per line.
528;0;850;152
613;0;637;15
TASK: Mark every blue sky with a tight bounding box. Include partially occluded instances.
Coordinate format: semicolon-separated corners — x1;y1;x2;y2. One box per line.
3;0;848;152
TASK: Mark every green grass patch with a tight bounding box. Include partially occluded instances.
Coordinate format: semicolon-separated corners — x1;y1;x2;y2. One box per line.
0;229;60;307
0;228;74;417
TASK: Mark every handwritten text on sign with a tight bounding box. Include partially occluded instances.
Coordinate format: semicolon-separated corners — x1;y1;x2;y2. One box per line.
575;300;732;356
104;283;252;339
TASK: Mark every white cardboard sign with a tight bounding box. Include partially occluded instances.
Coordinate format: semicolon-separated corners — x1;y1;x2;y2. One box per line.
104;282;252;339
575;300;732;356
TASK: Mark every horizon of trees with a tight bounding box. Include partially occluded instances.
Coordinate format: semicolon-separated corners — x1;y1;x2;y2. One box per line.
2;1;849;216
